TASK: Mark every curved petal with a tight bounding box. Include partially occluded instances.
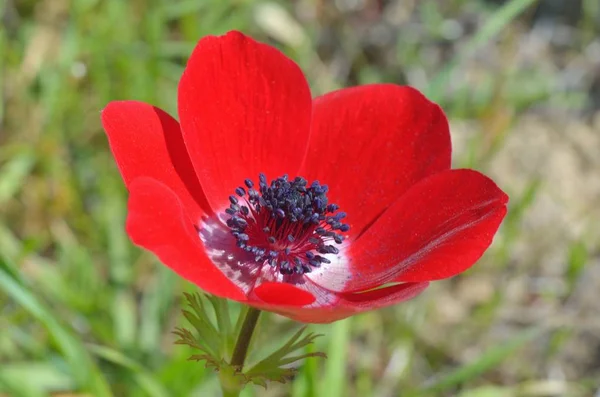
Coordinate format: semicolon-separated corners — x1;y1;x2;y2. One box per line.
313;169;508;292
178;31;312;211
126;177;246;301
250;282;428;324
101;101;211;221
252;282;316;306
299;85;451;240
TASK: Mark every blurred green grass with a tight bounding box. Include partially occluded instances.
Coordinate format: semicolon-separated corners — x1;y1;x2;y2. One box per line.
1;0;598;396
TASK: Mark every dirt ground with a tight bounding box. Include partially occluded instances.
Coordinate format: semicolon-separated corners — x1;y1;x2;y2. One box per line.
445;112;600;388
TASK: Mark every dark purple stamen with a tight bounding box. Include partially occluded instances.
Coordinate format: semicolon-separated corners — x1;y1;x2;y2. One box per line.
223;173;350;275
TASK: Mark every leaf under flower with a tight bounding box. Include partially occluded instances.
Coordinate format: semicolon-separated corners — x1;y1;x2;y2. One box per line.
175;293;326;387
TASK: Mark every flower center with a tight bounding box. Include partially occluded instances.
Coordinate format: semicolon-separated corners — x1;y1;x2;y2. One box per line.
224;173;349;275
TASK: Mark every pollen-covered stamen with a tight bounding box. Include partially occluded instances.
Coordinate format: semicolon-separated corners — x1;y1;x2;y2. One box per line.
224;173;350;276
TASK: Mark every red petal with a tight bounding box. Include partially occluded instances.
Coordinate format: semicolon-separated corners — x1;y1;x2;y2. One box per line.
319;169;508;292
177;31;312;211
126;177;246;301
299;85;451;240
251;282;428;324
101;101;211;220
252;282;316;306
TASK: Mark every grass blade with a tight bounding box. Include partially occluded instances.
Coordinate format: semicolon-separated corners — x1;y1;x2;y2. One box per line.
321;318;352;397
0;256;112;397
419;327;544;394
0;362;74;395
88;344;170;397
426;0;539;101
0;148;35;205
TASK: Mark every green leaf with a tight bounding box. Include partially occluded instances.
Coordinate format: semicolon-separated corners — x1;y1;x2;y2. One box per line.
207;294;233;355
178;301;326;390
180;292;222;357
245;327;325;386
292;342;319;397
173;327;219;367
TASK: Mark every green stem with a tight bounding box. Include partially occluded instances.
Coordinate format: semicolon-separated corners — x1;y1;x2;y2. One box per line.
220;386;242;397
231;307;261;369
219;307;261;397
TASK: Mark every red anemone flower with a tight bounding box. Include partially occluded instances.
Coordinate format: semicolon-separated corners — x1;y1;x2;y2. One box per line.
101;31;508;323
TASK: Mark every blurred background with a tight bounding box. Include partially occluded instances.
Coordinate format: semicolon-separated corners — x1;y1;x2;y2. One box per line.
1;0;600;396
